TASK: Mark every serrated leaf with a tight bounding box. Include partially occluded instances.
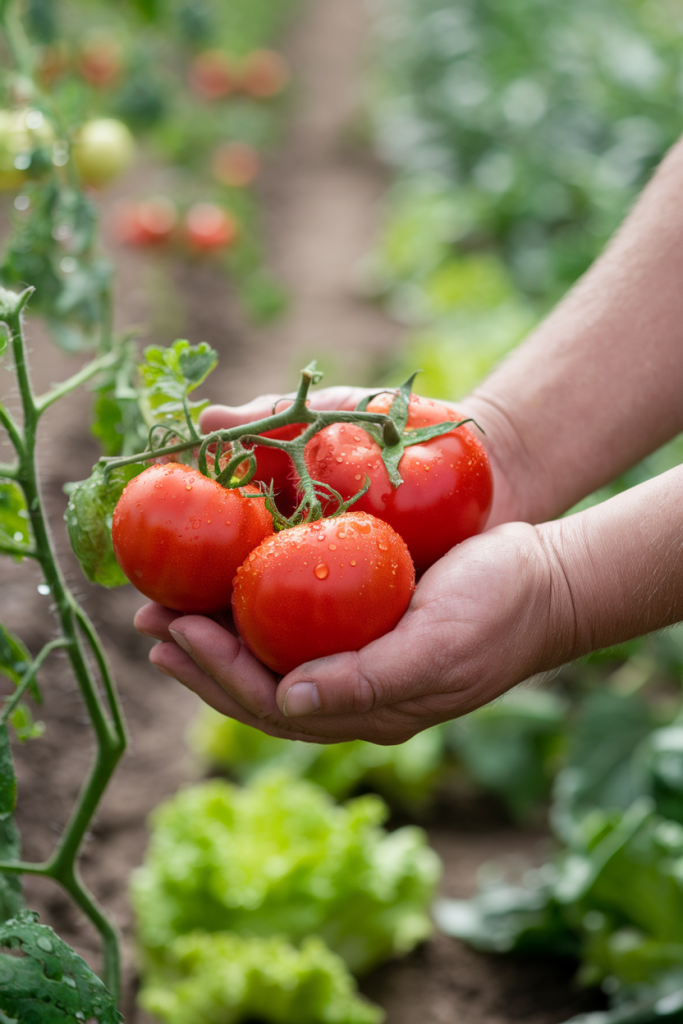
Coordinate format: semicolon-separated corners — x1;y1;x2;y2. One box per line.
0;725;16;821
0;481;30;552
0;910;123;1023
140;340;217;414
65;463;143;587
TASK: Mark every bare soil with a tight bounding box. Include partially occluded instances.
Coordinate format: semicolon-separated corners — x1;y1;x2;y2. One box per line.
0;0;606;1021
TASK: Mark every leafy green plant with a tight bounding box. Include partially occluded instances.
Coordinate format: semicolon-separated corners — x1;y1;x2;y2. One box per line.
132;772;440;1022
435;687;683;1024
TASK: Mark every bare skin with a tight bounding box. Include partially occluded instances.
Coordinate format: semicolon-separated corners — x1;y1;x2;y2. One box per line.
136;135;683;745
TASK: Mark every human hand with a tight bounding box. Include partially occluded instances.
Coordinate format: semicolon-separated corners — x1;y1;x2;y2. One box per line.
134;521;572;745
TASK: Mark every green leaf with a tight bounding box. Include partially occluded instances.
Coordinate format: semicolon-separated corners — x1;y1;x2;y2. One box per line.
0;910;123;1023
140;340;217;415
9;705;44;743
131;773;440;977
0;481;30;552
0;816;24;926
0;627;30;689
0;725;16;821
139;932;383;1024
64;463;143;587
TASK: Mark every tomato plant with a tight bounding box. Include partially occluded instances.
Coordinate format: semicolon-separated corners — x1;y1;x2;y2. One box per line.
232;511;415;675
303;391;493;572
112;463;273;613
72;118;135;187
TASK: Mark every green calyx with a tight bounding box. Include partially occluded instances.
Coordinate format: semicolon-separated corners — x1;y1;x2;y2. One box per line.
355;372;481;487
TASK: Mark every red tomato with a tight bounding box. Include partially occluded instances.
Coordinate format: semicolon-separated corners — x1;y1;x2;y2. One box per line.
117;196;177;246
112;463;273;613
211;141;261;187
238;49;290;98
185;202;238;251
78;38;123;89
242;422;306;517
232;511;414;675
187;51;235;100
303;393;493;572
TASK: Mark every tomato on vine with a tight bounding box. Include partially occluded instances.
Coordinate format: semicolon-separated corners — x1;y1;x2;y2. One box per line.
303;392;493;572
185;202;238;251
112;463;273;613
72;118;135;187
232;511;414;675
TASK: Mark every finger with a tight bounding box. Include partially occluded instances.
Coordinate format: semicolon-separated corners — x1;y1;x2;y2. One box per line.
200;396;294;433
149;642;323;742
134;602;180;641
166;614;281;720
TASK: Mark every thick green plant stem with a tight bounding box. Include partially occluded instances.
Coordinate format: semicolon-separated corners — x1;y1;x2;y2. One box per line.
0;295;127;1002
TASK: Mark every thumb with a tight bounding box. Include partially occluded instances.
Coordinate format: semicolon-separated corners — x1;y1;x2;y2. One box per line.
274;614;446;718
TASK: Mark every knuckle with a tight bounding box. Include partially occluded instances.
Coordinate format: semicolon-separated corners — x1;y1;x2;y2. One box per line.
345;654;381;714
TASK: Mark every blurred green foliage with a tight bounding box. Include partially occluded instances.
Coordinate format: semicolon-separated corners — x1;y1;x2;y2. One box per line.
132;773;440;1022
367;0;683;400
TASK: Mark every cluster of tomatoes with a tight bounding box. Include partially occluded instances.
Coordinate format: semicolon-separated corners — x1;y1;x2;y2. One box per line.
187;48;290;102
115;197;239;252
112;392;493;676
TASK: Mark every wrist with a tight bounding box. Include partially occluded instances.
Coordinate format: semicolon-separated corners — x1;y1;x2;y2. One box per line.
459;393;542;526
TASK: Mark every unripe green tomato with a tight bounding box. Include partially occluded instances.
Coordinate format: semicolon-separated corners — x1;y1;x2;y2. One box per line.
72;118;135;187
0;108;54;191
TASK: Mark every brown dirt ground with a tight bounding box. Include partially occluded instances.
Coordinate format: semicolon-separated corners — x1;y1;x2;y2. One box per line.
0;0;607;1021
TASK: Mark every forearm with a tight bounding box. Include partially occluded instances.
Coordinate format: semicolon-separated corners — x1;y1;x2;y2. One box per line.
540;464;683;663
466;134;683;525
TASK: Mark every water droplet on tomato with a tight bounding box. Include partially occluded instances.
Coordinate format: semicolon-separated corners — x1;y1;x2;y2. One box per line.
425;465;430;471
354;474;362;481
225;521;231;526
248;552;256;562
317;534;325;542
185;485;193;491
134;570;143;578
378;541;388;551
335;456;343;463
357;521;371;534
350;559;357;566
314;563;329;580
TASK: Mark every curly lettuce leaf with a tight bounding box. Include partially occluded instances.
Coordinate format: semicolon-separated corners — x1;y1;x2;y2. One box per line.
139;932;383;1024
131;773;440;976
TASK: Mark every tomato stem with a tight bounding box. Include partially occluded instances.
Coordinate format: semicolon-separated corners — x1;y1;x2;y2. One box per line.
0;295;127;1003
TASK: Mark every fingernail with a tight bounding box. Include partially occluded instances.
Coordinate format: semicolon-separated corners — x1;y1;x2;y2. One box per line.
282;681;321;717
169;628;193;656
